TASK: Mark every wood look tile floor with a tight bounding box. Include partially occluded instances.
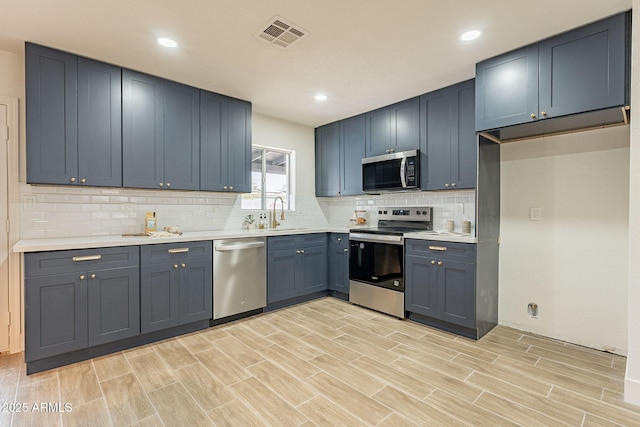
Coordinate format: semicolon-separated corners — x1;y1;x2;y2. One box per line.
1;297;639;426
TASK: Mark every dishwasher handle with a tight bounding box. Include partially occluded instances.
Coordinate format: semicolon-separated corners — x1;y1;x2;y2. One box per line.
215;241;265;252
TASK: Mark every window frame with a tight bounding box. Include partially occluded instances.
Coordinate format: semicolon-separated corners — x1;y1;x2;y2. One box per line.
242;145;294;211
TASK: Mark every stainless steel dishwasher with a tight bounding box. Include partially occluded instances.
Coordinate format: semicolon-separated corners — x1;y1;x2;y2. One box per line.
213;237;267;320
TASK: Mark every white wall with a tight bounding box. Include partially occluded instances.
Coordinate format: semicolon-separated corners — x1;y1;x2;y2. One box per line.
224;113;328;230
499;125;630;354
625;1;640;406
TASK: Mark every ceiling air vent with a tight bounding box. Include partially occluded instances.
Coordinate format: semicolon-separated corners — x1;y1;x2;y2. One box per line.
254;16;309;48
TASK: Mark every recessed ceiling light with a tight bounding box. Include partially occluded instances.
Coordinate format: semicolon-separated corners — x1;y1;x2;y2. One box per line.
315;94;328;102
157;37;178;48
460;30;482;41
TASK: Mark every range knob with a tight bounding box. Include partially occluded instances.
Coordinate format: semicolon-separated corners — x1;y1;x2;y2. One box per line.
422;210;428;216
416;211;421;215
378;210;383;214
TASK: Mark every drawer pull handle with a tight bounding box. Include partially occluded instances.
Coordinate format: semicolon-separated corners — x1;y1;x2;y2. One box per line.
428;246;447;251
168;248;190;254
73;255;102;262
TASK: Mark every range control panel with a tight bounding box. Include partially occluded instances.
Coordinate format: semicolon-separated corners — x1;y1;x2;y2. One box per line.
377;206;432;221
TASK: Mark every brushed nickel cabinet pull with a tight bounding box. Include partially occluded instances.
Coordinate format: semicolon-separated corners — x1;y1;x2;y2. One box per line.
428;246;447;251
168;248;190;254
73;255;102;262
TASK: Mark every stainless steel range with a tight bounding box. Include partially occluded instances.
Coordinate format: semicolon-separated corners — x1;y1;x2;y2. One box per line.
349;206;433;318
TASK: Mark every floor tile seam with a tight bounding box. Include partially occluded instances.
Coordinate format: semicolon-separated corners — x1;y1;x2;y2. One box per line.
308;357;387;398
304;374;390;426
6;360;23;427
228;379;312;426
534;356;627;383
477;388;585;427
526;345;621;371
421;390;482;427
532;360;622;392
553;385;640;421
154;376;218;426
116;348;162;424
246;369;319;409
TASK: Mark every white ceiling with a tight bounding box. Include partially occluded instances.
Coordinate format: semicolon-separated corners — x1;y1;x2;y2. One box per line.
0;0;632;128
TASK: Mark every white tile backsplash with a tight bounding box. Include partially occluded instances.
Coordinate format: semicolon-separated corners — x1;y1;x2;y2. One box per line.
18;183;239;239
18;183;475;239
318;190;476;234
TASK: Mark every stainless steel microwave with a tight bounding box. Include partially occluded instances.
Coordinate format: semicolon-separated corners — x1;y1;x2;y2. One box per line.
362;150;420;193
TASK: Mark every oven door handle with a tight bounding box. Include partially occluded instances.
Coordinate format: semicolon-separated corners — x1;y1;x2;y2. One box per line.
349;233;404;245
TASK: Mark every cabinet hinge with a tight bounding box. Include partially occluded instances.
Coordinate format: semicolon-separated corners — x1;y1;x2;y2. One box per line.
3;126;7;142
8;312;11;326
5;219;9;234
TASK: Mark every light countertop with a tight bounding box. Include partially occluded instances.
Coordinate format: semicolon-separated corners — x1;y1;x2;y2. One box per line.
14;226;476;252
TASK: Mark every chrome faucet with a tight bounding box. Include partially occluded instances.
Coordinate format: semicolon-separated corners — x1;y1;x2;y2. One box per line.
272;196;285;228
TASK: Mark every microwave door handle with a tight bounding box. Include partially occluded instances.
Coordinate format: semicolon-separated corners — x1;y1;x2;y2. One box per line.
400;157;407;187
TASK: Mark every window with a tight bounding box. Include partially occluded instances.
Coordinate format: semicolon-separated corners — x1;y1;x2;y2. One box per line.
241;146;294;210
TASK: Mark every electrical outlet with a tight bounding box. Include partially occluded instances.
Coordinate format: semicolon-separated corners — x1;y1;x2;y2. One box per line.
24;195;36;210
529;207;542;221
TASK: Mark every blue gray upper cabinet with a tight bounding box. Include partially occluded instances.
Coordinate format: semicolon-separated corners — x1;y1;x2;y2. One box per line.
476;12;628;132
340;114;366;196
200;91;252;192
26;43;78;185
123;70;200;190
365;97;420;157
315;122;341;196
420;80;476;191
315;114;366;197
78;58;122;187
475;45;538;131
26;44;122;187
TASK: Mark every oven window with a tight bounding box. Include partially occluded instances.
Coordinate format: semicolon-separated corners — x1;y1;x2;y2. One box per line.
349;240;404;291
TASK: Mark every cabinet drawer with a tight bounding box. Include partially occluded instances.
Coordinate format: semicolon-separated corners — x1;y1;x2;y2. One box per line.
405;239;475;262
268;233;327;251
268;235;299;251
141;241;212;264
25;246;139;277
298;233;327;248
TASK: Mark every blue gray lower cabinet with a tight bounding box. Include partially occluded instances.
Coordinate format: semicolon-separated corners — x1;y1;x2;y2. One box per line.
405;239;478;336
267;233;328;308
24;246;140;362
24;241;213;373
328;233;349;294
140;241;212;334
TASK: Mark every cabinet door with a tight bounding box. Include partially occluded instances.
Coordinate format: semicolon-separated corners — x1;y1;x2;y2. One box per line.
77;58;122;187
140;263;180;333
538;13;627;119
340;114;366;196
226;98;252;193
25;273;87;361
390;97;420;153
200;91;227;191
179;258;213;324
450;81;477;190
328;234;349;293
163;81;200;190
267;249;297;303
25;43;78;185
88;266;140;346
438;260;475;328
122;70;165;189
298;245;328;295
315;122;341;196
404;255;439;318
365;107;391;157
475;44;539;131
420;88;451;191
